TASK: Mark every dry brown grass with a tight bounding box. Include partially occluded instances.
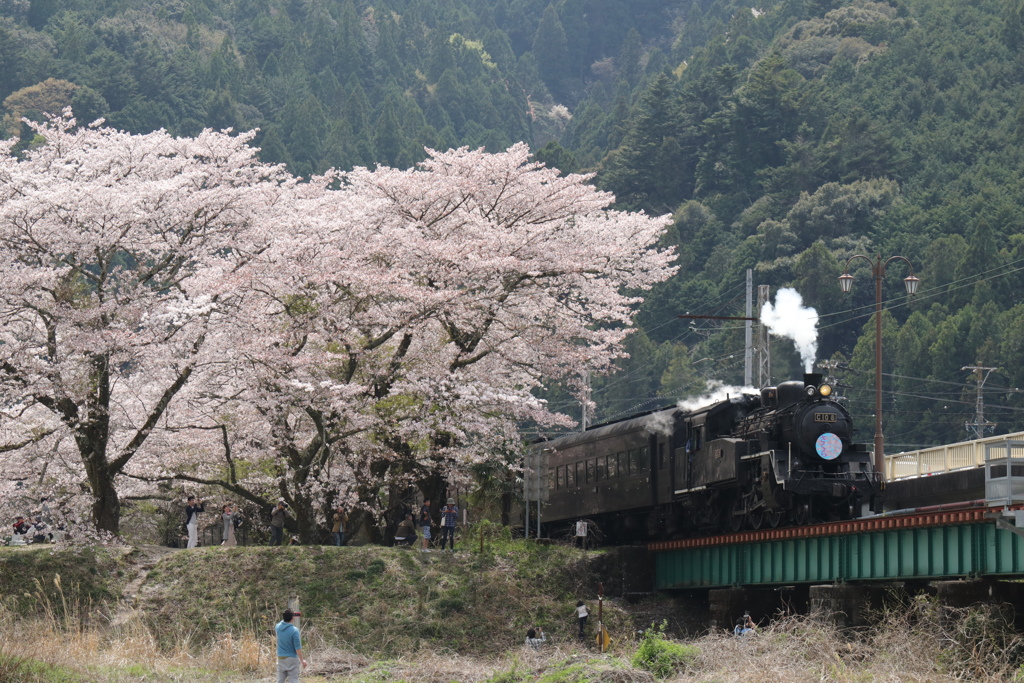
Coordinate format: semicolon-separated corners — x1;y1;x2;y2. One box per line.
5;603;1024;683
670;596;1024;683
4;555;1024;682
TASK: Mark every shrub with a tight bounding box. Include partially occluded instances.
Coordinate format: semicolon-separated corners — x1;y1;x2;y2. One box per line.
631;622;698;679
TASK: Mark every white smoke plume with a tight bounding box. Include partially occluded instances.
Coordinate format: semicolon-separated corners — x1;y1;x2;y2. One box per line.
644;410;675;436
760;288;819;372
675;381;758;413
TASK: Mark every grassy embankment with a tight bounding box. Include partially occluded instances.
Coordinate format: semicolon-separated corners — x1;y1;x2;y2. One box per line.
3;531;1024;682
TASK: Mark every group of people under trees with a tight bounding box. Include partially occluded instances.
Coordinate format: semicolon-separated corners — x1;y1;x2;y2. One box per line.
179;494;464;551
178;493;468;552
8;514;52;544
394;497;460;551
184;497;245;549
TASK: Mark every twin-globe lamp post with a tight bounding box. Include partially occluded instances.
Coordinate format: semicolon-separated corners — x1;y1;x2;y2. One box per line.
838;254;919;486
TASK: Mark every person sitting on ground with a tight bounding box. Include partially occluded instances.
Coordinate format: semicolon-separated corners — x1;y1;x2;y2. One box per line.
733;617;744;636
30;516;50;543
395;514;417;546
525;627;546;649
740;613;756;635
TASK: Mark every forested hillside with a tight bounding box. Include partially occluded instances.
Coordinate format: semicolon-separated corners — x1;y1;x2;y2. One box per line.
0;0;690;175
590;0;1024;451
4;0;1024;450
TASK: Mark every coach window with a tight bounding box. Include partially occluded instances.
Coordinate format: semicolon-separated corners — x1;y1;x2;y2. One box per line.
596;456;605;481
577;461;585;485
565;463;574;488
556;466;564;490
587;459;595;483
548;468;555;490
631;448;643;473
658;443;666;469
607;453;617;478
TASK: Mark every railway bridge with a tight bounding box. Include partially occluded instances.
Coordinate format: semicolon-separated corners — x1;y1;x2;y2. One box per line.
644;433;1024;628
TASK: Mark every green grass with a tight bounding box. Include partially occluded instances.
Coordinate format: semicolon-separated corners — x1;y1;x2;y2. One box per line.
0;654;90;683
0;546;125;617
134;536;623;657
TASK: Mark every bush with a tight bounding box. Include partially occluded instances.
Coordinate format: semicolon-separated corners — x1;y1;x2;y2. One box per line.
631;622;698;679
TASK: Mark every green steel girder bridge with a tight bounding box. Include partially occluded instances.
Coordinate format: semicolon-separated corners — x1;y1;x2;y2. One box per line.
650;434;1024;590
650;505;1024;590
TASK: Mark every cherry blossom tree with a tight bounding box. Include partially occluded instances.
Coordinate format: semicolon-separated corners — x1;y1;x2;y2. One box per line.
0;116;674;542
0;112;290;535
143;143;676;541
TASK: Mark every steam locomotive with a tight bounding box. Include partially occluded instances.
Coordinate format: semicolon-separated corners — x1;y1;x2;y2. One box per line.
535;374;877;542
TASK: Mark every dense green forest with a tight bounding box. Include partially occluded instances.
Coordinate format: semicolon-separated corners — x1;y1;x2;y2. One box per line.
4;0;1024;450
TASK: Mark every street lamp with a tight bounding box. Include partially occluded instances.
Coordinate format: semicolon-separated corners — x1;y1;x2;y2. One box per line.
838;254;919;485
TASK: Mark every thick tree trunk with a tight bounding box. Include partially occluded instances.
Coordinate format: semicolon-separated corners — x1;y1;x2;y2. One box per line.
292;499;321;544
84;460;121;535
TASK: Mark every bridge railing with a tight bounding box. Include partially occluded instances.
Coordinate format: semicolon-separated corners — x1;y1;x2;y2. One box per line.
885;431;1024;480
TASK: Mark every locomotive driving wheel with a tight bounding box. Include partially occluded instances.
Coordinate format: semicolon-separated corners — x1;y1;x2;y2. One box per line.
765;509;783;528
748;509;764;530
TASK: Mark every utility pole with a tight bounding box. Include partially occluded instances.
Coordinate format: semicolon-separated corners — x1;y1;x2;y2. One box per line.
818;359;840;386
963;365;998;440
744;269;753;387
755;285;771;388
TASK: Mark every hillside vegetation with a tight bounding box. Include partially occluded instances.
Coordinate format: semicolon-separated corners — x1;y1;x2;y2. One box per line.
580;0;1024;449
6;0;1024;449
3;542;1024;682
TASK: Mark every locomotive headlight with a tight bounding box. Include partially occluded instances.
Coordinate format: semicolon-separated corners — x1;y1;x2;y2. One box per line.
819;384;833;397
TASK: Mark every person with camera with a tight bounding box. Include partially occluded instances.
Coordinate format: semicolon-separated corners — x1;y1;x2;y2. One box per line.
185;496;205;549
525;626;546;649
221;503;239;547
331;505;347;547
270;500;288;546
275;608;307;682
439;497;458;551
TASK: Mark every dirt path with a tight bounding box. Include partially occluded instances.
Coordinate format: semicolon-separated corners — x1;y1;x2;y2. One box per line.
110;544;179;627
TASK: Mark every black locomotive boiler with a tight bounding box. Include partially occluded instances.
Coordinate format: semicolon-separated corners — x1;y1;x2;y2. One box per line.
535;374;877;542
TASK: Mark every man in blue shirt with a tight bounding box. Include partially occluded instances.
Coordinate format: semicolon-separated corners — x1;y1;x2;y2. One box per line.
275;608;307;682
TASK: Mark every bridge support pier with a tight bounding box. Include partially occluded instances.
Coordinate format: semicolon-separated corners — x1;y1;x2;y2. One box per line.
809;583;902;627
709;585;808;631
933;579;1024;627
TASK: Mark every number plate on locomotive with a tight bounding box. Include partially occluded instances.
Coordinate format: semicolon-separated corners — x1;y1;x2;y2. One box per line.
813;413;837;423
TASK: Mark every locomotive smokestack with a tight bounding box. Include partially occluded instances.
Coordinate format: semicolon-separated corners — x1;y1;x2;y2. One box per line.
804;373;823;387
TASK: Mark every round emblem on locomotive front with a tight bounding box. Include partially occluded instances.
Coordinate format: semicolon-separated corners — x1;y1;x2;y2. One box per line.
815;432;843;460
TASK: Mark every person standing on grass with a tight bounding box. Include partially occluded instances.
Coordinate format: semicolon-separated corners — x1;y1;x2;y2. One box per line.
439;497;459;551
185;497;205;549
331;505;347;547
270;501;288;546
221;503;238;547
419;498;432;551
275;608;307;682
575;600;589;639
